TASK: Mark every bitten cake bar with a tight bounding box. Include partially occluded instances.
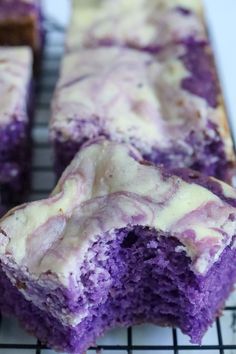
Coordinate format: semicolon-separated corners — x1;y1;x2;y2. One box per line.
0;47;33;213
0;140;236;353
0;0;43;58
51;45;235;181
66;0;206;52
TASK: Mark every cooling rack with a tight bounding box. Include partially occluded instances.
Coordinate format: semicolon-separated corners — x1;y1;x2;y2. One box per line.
0;19;236;354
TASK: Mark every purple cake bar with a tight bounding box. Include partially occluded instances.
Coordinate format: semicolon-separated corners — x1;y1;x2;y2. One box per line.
66;0;206;52
0;47;33;214
50;45;235;182
0;0;44;68
0;0;43;51
0;140;236;353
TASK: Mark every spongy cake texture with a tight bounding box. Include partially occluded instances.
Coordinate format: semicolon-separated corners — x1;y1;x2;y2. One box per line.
0;47;33;213
0;140;236;353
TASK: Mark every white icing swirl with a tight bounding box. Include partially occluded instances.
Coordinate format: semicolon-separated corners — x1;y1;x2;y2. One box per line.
66;0;205;51
0;140;236;287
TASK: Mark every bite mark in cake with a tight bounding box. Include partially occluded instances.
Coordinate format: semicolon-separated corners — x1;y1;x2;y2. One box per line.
0;140;236;352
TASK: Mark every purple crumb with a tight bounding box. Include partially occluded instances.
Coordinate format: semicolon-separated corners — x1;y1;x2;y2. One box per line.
0;227;236;353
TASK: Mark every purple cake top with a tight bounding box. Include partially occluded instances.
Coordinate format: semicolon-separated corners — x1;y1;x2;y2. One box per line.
51;45;233;160
0;47;32;126
66;0;206;52
0;140;236;287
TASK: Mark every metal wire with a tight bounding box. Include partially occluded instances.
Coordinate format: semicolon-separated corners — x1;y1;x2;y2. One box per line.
0;20;236;354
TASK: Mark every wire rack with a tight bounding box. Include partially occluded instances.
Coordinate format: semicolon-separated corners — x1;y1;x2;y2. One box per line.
0;21;236;354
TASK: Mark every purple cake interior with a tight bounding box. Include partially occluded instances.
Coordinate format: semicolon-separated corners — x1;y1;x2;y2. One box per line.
178;40;219;107
145;121;231;182
0;91;33;210
0;140;236;353
0;48;33;214
0;228;236;353
0;227;236;354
